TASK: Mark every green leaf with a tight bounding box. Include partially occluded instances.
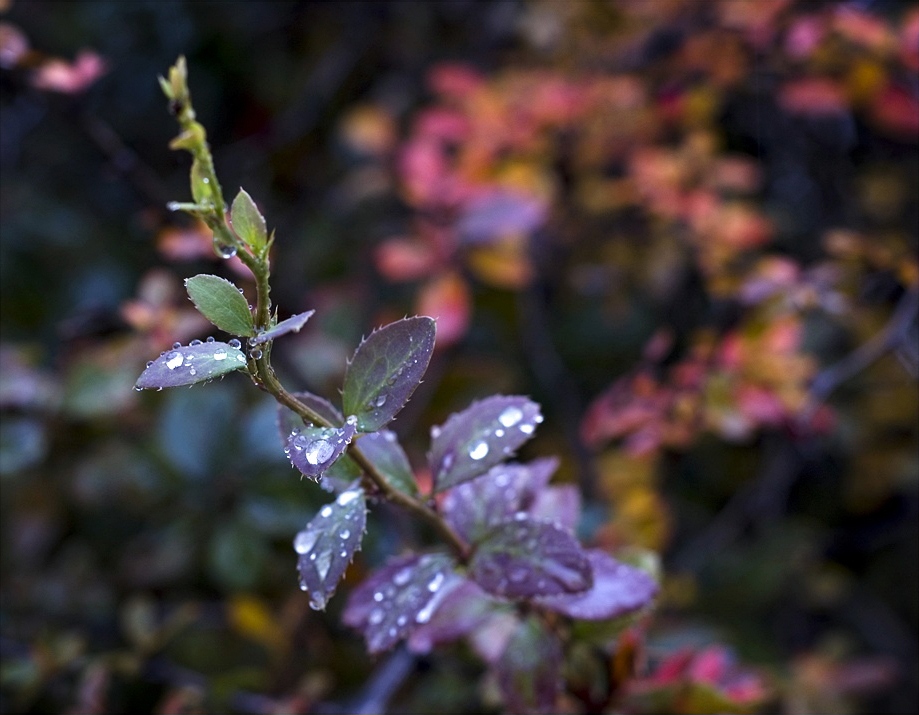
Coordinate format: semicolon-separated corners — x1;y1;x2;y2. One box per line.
231;188;268;252
342;317;436;432
135;341;248;390
355;430;419;496
185;274;255;336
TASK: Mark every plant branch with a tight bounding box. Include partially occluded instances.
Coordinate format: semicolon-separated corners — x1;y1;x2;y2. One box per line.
160;57;470;564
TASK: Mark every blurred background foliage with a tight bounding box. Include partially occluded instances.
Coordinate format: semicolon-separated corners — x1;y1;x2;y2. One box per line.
1;1;917;713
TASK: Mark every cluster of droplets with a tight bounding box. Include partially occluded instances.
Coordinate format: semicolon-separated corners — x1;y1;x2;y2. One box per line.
363;556;453;647
294;489;364;610
433;404;543;469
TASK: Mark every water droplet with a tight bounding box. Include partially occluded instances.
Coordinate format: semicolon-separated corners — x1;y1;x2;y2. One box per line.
374;394;387;407
396;615;407;627
339;529;350;540
534;414;544;424
133;385;143;392
393;567;412;586
369;608;384;625
236;354;245;362
166;201;182;211
498;405;523;427
165;351;184;370
514;511;528;521
373;591;384;602
215;243;237;259
427;573;444;592
340;550;347;558
206;336;215;343
250;348;263;360
189;339;202;346
213;349;227;361
431;425;442;439
315;551;332;581
337;490;361;507
519;423;535;434
346;415;358;426
247;336;258;346
294;530;319;554
228;338;241;349
201;177;209;184
146;361;154;368
469;440;489;460
495;472;510;487
189;367;197;376
172;341;182;349
299;582;308;591
320;505;333;518
442;452;454;470
495;428;505;437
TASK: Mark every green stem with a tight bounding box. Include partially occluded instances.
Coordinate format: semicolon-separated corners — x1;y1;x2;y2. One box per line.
164;58;471;564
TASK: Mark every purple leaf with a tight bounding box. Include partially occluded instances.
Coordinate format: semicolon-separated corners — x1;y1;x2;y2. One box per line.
342;317;436;432
277;391;344;445
430;396;543;493
251;310;315;345
469;516;592;599
457;190;547;245
407;578;503;654
493;617;562;715
355;430;419;496
285;421;357;481
529;485;581;532
342;552;457;654
294;486;366;610
442;458;559;544
534;550;658;620
135;341;247;390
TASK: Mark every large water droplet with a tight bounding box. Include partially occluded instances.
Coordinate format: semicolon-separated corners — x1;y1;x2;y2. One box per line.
172;341;182;349
373;591;384;602
498;405;523;427
189;339;202;346
319;505;333;518
215;243;237;259
519;423;535;434
306;439;335;465
228;338;241;349
206;336;215;343
374;394;387;407
294;529;319;554
339;529;350;540
213;349;227;361
165;351;184;370
469;440;489;460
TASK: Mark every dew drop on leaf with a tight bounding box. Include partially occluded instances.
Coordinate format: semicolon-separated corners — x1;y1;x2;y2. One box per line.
213;349;227;361
305;439;335;465
320;505;333;518
189;339;202;346
498;405;523;427
294;529;320;555
165;351;184;370
469;440;489;460
228;338;241;349
340;529;350;540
